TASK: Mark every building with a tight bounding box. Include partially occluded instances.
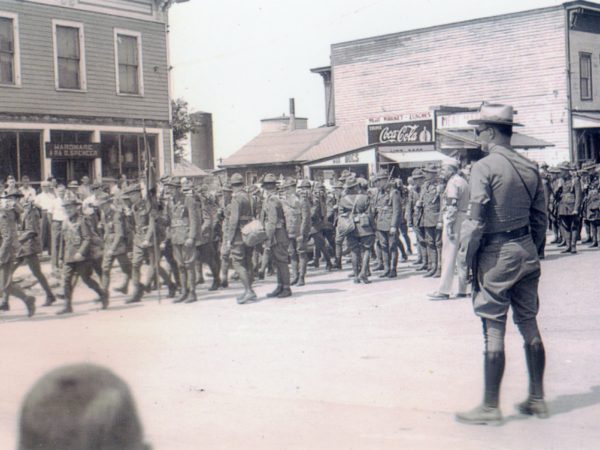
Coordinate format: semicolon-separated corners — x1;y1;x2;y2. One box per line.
0;0;176;184
189;111;214;170
323;0;600;167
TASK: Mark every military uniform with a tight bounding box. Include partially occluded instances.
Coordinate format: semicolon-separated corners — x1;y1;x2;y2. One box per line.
195;188;221;291
99;196;131;297
0;192;35;317
557;163;582;253
420;165;443;277
167;183;198;303
226;174;256;303
309;186;333;270
283;179;310;286
15;201;56;306
584;172;600;246
374;172;403;278
261;174;292;298
406;171;426;267
58;199;107;314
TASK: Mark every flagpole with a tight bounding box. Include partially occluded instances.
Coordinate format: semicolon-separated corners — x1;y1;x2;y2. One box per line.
143;119;162;304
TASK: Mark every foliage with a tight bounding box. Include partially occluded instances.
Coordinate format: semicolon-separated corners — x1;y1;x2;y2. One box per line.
171;98;200;163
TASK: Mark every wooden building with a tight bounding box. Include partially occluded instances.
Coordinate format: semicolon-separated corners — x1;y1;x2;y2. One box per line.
317;0;600;166
0;0;175;184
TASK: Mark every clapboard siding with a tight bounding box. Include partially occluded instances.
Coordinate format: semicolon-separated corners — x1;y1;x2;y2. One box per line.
570;28;600;110
0;0;169;123
331;7;570;163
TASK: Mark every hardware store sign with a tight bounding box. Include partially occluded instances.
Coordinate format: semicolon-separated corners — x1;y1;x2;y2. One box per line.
46;143;100;159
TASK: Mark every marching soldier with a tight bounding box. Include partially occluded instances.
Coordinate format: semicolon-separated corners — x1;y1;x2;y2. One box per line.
57;198;107;315
557;162;582;253
309;182;333;271
420;164;443;278
121;184;175;304
332;180;345;269
405;171;426;267
194;183;221;291
547;167;563;244
283;178;311;286
225;173;257;304
373;170;402;278
261;173;292;298
219;182;233;288
0;189;35;317
584;166;600;247
97;192;131;298
15;195;56;307
164;179;198;304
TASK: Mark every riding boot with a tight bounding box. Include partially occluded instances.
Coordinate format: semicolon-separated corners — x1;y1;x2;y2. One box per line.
424;248;437;277
433;248;442;278
278;262;292;298
416;245;429;271
456;351;505;424
173;270;189;303
297;256;307;286
518;343;549;418
56;280;73;315
290;258;299;286
351;250;360;283
570;231;578;253
379;247;390;278
267;277;283;298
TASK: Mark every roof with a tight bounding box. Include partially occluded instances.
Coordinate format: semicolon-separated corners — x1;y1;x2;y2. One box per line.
300;123;368;162
171;159;209;177
221;127;336;167
331;2;592;50
436;129;555;149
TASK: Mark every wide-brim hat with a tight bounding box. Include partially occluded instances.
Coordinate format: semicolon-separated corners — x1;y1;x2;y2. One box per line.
261;173;278;185
548;167;561;174
221;182;233;193
558;161;574;171
230;173;244;186
421;163;440;174
281;177;297;189
298;179;311;189
468;103;523;127
344;176;358;189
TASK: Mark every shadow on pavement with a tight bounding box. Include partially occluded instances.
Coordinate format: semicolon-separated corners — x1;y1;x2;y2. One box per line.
546;386;600;416
1;311;88;324
289;288;345;299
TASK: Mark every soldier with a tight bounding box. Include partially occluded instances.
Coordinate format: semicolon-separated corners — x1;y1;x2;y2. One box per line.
164;179;198;304
373;169;403;278
261;173;292;298
225;173;257;304
194;183;221;291
0;190;35;317
456;104;548;424
283;178;311;286
332;180;345;269
308;182;333;270
57;198;107;315
219;182;233;288
428;159;470;300
97;193;131;298
15;195;56;307
406;170;426;268
584;166;600;247
557;161;582;254
420;164;443;277
339;175;375;283
121;184;175;304
547;167;563;244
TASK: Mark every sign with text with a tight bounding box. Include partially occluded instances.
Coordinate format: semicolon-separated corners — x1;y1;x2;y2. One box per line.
46;143;100;159
367;114;434;146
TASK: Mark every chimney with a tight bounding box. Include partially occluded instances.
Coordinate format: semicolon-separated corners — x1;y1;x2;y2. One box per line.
289;98;296;131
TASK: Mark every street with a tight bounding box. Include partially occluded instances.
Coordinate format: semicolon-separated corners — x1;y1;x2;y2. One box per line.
0;243;599;450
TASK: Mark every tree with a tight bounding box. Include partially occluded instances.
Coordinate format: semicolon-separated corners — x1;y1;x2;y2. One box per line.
171;97;199;163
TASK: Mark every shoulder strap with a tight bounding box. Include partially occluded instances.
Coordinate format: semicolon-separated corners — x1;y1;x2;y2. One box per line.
495;152;538;203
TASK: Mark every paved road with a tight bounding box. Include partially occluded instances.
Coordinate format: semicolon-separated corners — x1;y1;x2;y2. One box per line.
1;242;599;449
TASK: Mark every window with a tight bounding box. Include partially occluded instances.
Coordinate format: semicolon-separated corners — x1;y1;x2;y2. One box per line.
0;131;42;182
52;20;86;90
114;29;143;95
0;12;20;86
580;52;593;101
101;133;156;180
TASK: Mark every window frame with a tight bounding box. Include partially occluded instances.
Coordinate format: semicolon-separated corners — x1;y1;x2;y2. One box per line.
52;19;87;92
580;52;593;101
0;11;21;88
113;28;144;96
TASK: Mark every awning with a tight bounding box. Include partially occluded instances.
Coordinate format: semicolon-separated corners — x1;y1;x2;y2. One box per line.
436;129;555;149
379;150;455;168
573;112;600;129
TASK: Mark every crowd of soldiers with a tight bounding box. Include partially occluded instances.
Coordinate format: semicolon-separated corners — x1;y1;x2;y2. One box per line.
0;155;598;318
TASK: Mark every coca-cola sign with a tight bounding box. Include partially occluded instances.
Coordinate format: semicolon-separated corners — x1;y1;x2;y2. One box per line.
367;117;434;146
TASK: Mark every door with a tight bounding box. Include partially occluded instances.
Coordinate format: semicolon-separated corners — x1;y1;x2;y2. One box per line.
51;159;93;185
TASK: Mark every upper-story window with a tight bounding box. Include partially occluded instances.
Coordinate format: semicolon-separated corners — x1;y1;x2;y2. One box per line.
0;12;20;87
580;52;593;101
52;20;87;91
114;29;144;96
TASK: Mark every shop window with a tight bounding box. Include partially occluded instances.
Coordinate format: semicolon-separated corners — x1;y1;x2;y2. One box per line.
49;131;93;185
115;29;143;95
100;133;156;181
0;13;20;86
53;20;86;91
0;131;41;183
580;52;592;101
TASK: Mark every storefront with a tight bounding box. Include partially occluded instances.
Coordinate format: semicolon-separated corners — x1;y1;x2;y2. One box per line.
304;147;377;183
573;112;600;164
0;123;164;185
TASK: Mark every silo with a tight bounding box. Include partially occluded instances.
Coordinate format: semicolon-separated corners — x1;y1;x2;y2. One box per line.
190;111;214;169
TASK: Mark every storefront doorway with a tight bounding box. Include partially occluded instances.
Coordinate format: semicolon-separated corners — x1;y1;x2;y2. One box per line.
49;131;95;184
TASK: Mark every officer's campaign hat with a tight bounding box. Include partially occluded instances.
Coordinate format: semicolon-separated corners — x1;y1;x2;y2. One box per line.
468;103;523;127
581;161;597;172
558;161;573;171
411;168;425;179
548;166;561;174
261;173;278;185
421;163;440;174
313;181;325;191
344;175;358;189
230;173;244;186
540;162;549;169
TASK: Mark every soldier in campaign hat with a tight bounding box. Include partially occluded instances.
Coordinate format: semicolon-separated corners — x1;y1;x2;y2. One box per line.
456;103;548;424
0;189;35;317
419;163;443;278
557;161;582;253
282;178;311;286
373;169;403;278
261;173;292;298
406;168;427;267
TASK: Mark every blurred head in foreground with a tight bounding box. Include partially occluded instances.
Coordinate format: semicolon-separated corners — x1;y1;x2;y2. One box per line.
19;363;150;450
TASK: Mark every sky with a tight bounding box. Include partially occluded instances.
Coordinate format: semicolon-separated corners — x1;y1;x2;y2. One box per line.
168;0;562;163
